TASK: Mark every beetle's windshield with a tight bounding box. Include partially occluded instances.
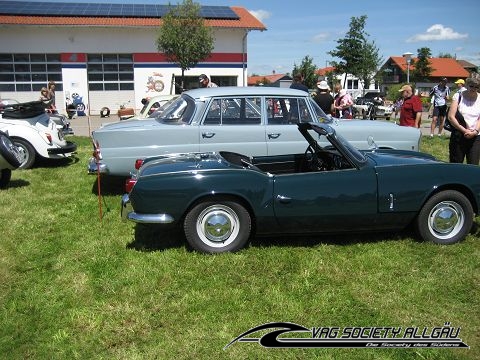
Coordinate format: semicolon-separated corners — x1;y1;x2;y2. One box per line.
155;96;195;124
148;97;178;119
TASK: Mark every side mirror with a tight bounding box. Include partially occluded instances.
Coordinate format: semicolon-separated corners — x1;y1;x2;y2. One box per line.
367;135;378;151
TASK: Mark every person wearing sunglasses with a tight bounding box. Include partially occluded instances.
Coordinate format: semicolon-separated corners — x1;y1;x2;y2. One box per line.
447;73;480;165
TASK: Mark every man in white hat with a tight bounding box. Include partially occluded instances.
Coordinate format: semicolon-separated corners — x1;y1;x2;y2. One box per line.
312;80;334;115
199;74;218;88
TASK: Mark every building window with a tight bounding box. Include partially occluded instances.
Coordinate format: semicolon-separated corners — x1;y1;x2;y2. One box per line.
346;79;359;90
0;53;62;92
87;54;134;91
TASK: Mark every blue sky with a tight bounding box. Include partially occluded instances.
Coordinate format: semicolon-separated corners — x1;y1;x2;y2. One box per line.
27;0;480;75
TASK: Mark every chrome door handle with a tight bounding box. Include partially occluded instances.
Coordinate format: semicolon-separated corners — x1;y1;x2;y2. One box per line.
268;133;280;139
202;132;215;138
276;195;291;203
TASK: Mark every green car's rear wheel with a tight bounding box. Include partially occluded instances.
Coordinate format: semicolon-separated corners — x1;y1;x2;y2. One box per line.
184;200;251;253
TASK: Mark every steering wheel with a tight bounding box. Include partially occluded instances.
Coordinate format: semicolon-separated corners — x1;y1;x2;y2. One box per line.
303;145;328;172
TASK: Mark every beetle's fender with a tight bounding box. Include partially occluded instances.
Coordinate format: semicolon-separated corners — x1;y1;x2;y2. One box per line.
0;122;55;158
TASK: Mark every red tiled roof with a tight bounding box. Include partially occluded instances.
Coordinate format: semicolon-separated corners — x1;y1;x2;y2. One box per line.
247;73;291;86
390;56;469;78
456;59;478;69
315;66;335;76
0;6;266;30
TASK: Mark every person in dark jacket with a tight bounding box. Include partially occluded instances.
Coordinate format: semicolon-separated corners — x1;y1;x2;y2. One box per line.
289;73;309;92
312;80;334;115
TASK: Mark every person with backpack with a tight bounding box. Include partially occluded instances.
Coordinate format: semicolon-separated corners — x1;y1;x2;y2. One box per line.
333;84;353;119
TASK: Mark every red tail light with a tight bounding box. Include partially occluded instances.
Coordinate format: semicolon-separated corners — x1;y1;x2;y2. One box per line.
135;159;144;170
125;178;137;193
45;133;52;143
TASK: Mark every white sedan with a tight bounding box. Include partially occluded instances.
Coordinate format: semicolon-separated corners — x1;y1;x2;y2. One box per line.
89;87;421;176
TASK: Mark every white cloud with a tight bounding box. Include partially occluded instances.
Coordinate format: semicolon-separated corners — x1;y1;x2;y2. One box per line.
312;32;329;43
248;9;271;22
407;24;468;42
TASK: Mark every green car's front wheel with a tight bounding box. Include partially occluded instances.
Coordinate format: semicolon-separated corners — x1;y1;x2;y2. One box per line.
184;200;251;253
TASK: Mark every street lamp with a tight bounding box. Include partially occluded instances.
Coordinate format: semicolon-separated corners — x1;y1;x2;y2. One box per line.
402;52;413;83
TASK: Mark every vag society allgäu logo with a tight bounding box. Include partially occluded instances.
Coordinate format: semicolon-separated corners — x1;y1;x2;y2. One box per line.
224;322;469;350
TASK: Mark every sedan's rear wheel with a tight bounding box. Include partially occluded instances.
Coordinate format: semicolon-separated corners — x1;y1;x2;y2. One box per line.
184;200;251;253
416;190;473;244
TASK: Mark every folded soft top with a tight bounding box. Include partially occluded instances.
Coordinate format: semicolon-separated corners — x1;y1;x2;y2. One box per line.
1;101;47;119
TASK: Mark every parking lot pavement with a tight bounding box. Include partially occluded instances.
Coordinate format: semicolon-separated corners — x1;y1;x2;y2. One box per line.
67;114;111;137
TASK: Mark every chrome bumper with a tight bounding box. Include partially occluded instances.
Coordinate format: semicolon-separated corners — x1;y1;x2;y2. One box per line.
88;157;109;174
121;193;175;224
47;141;77;155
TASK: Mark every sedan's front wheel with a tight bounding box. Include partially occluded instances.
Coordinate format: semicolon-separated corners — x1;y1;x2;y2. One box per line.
184;200;251;253
416;190;473;245
0;168;12;189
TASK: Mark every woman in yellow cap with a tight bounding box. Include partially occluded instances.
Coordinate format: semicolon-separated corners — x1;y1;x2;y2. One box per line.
454;79;466;94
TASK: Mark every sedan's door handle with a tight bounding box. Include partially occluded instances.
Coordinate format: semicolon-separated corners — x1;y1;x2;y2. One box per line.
268;133;281;139
276;195;291;204
202;132;215;138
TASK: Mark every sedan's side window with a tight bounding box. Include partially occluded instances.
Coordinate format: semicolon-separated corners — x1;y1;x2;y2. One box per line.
204;99;222;124
266;97;314;125
203;97;261;125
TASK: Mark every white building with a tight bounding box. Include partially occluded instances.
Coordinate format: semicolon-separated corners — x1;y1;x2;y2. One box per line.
0;1;265;114
317;66;380;99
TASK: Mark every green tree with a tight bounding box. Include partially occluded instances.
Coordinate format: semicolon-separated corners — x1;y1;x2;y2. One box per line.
410;47;433;83
256;77;271;86
438;52;454;58
292;55;317;89
156;0;214;89
328;15;381;93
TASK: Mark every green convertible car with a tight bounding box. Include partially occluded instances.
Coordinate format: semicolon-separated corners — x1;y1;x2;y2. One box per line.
121;122;480;253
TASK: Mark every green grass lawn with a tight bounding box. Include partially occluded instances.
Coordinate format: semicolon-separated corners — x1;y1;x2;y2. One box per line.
0;135;478;359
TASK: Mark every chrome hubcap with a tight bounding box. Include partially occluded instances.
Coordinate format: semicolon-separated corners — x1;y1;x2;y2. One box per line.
197;205;239;247
15;145;29;167
428;201;464;238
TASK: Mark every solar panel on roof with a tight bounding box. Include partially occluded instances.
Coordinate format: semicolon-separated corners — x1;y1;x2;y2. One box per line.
0;1;240;19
